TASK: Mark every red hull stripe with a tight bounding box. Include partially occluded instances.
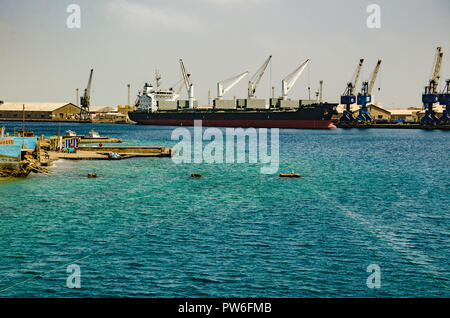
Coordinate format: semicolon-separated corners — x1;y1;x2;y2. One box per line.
135;120;335;129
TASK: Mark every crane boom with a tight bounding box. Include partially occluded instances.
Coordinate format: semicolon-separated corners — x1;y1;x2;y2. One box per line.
281;59;310;100
429;46;443;94
80;68;93;121
248;55;272;98
351;59;364;95
217;71;249;99
180;59;194;108
367;59;382;95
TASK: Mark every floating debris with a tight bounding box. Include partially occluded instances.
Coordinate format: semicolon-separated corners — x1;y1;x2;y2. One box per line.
191;173;202;178
280;171;301;178
87;173;97;178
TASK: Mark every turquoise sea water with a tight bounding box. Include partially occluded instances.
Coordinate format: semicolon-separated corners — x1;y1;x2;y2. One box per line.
0;122;449;297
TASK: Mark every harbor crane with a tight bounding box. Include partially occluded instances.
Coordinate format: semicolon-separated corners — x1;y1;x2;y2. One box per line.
340;59;364;122
439;79;450;123
421;46;443;124
248;55;272;99
356;59;382;122
180;58;195;109
281;59;310;100
80;68;93;121
217;71;249;100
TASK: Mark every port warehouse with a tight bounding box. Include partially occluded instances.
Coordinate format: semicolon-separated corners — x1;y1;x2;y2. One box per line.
0;102;128;122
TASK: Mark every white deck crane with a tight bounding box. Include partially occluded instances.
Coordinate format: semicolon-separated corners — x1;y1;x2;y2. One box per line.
248;55;272;99
281;59;310;100
217;71;249;100
356;59;382;122
180;58;195;109
80;68;93;121
421;46;443;124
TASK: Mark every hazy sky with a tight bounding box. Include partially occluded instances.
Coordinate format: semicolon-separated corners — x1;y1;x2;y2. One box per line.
0;0;449;107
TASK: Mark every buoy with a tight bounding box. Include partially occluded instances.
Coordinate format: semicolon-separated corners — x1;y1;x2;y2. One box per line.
191;173;202;178
87;173;97;178
280;171;301;178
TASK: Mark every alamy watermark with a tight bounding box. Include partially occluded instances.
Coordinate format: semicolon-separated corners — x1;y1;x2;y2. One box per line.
66;264;81;289
171;120;279;174
366;4;381;29
366;264;381;289
66;4;81;29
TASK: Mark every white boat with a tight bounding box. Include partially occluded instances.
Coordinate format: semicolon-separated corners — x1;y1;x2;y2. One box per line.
88;129;101;138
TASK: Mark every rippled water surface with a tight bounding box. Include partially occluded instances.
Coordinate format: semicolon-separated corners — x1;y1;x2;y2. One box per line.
0;122;449;297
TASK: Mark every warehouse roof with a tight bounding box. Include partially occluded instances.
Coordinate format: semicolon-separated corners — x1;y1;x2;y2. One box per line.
0;102;79;111
386;108;420;115
90;106;118;113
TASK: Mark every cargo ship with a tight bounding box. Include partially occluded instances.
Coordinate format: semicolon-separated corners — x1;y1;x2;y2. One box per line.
128;83;338;129
128;58;338;129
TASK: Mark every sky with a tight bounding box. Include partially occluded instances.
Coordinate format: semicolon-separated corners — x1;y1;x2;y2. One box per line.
0;0;449;107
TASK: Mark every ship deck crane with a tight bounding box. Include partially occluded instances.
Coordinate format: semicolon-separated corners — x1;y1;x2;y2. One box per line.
421;46;443;124
80;69;93;121
180;59;194;109
281;59;310;100
356;59;382;122
439;79;450;123
248;55;272;99
340;59;364;122
217;71;249;100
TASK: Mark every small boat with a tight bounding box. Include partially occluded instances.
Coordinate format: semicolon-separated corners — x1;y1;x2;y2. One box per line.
88;129;101;138
280;171;301;178
66;130;77;137
191;173;202;178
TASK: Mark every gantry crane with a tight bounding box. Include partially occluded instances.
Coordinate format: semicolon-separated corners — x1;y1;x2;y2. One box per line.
248;55;272;99
356;59;382;122
217;71;249;100
80;69;93;121
281;59;310;100
340;59;364;122
421;46;443;124
439;79;450;123
180;59;195;109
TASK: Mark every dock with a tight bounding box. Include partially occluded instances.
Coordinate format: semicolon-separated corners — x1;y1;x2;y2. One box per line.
46;146;174;161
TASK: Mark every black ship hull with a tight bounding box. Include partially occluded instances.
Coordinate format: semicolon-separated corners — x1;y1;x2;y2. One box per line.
128;103;337;129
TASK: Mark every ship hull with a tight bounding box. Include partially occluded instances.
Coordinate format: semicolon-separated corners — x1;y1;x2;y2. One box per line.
129;103;337;129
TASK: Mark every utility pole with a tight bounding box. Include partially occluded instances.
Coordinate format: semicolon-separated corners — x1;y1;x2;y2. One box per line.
208;89;211;106
272;86;275;99
127;84;131;106
76;88;79;106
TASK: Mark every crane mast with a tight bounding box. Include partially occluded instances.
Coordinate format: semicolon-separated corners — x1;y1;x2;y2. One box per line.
180;59;194;109
281;59;310;100
80;68;93;121
217;71;249;100
248;55;272;98
421;47;443;124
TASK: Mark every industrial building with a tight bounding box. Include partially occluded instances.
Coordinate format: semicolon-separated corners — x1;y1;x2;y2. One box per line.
0;102;80;121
